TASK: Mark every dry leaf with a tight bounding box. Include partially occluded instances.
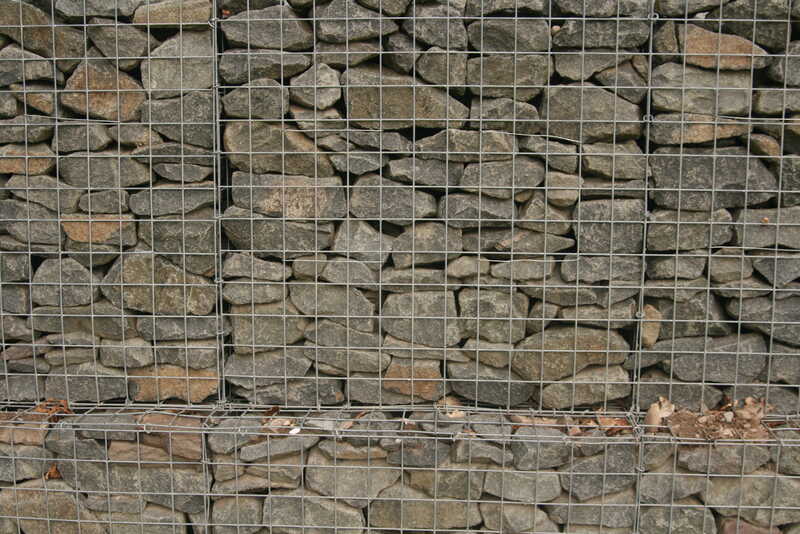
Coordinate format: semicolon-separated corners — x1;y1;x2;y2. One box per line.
510;415;535;425
44;464;61;480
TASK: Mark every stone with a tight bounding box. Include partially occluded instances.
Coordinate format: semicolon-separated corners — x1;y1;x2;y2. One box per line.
305;319;381;349
141;31;213;99
219;49;311;85
78;190;129;214
224;121;333;176
129;181;214;217
0;45;62;87
655;0;730;16
369;483;482;529
0;143;55;175
382;291;463;347
647;251;708;280
554;49;633;82
513;326;630;381
87;18;157;71
657;293;732;339
208;417;262;455
734;206;800;249
306;447;400;508
415;47;467;93
0;443;52;481
224;349;312;389
510;426;571;471
212;497;263;534
153;163;212;183
101;253;216;316
60;59;144;122
222;78;290;121
264;489;365;534
383;32;422;73
31;257;100;307
491;258;556;281
222;206;334;260
447;255;490;278
582;141;647;181
559;444;638;501
0;115;53;144
460;157;545;199
381;335;469;362
342;66;469;129
770;41;800;87
518;135;579;173
650;113;751;145
30;299;137;340
403;3;467;49
652;62;752;116
137;315;226;342
561;255;642;285
725;295;800;346
465;0;545;15
408;457;485;499
387;157;463;188
451;437;513;465
447;361;534;406
416;129;517;163
141;92;214;149
767;343;800;385
330;150;388;176
138;207;216;276
60;150;150;189
6;174;82;213
0;2;85;68
132;0;211;25
704;0;792;51
679;444;771;475
541;365;631;409
350;175;437;224
439;193;516;228
596;59;649;104
290;63;341;110
555;0;648;16
469;97;541;135
751;251;800;286
290;282;375;332
458;288;528;343
45;361;128;402
223;254;291;281
720;519;781;534
526;301;560;334
0;253;30;282
236;375;344;405
481;502;559;533
222;5;313;50
331;219;393;268
231;172;345;219
650;208;733;253
346;131;413;153
559;298;638;329
464;227;576;254
678;23;769;70
128;364;218;402
316;0;397;43
553;19;651;48
316;41;381;68
56;0;143;18
576;199;646;254
466;53;551;101
0;479;105;534
222;279;287;305
639;458;708;504
540;83;642;143
99;337;153;368
638;498;716;534
641;304;662;349
467;18;550;52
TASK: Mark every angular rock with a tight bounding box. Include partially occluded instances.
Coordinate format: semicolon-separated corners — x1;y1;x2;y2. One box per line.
562;255;643;284
306;447;400;508
415;46;467;93
403;3;467;49
466;53;551;101
387;157;463;187
657;292;732;339
704;0;792;51
223;253;291;281
0;115;53;144
320;258;378;290
576;199;646;254
369;483;482;529
458;288;528;343
467;18;549;52
703;469;800;526
290;283;375;332
0;2;85;67
679;23;769;70
140;30;213;98
416;129;517;162
554;49;633;82
99;337;154;368
128;364;218;403
382;358;444;401
219;49;311;85
518;135;579;173
141;92;214;149
382;291;463;347
639;498;716;534
648;251;708;280
31;257;100;307
78;190;129;214
45;361;128;402
725;295;800;346
439;193;516;228
60;150;150;189
6;174;82;213
652;62;752;116
232;172;345;219
559;444;638;501
138;207;216;276
132;0;211;25
350;175;437;224
212;497;262;534
553;19;651;48
647;208;733;251
331;219;393;268
596;59;649;104
316;0;397;43
129;181;214;216
541;365;631;409
222;279;286;305
469;97;541;135
679;443;771;475
582;141;647;181
733;206;800;249
265;489;365;534
0;479;105;534
221;5;312;50
465;0;545;15
0;143;55;175
460;157;545;199
222;78;289;121
447;361;534;406
650;113;751;145
290;63;341;110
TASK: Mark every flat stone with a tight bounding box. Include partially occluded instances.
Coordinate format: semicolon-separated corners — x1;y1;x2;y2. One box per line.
223;78;289;121
212;496;261;534
679;443;771;475
330;150;388;176
315;41;381;68
518;135;579;173
219;49;311;85
678;23;769;70
466;53;551;101
554;49;633;81
546;488;637;528
655;0;731;16
224;121;333;176
582;141;647;180
45;361;127;402
137;315;226;342
320;258;377;290
467;18;549;52
469;97;541;135
138;207;216;276
223;253;291;281
0;45;62;87
439;193;516;228
31;257;99;307
0;2;85;68
264;489;365;534
228;299;308;353
451;437;513;465
647;251;708;280
562;255;643;284
129;181;214;217
458;288;528;343
101;253;215;316
555;0;648;16
222;5;313;50
0;479;105;534
56;0;144;18
222;206;334;260
222;279;287;305
415;46;467;93
463;227;576;254
0;143;55;175
751;251;800;286
639;498;716;534
654;333;767;383
141;92;214;149
235;376;344;406
553;19;651;48
526;301;560;334
99;337;154;368
447;255;490;278
416;129;517;162
369;483;482;529
408;456;485;499
332;219;393;268
0;443;52;481
129;364;218;402
482;501;559;533
725;295;800;346
383;32;422;73
290;63;341;110
576;198;646;254
0;115;53;144
60;150;150;189
656;293;732;339
559;298;638;329
6;174;82;213
403;3;467;49
346;373;422;404
387;157;463;188
342;66;468;129
704;0;791;50
733;206;800;249
224;349;312;389
140;30;213;99
465;0;545;15
78;190;128;214
132;0;211;25
290;282;375;332
650;113;751;145
513;326;629;382
316;0;397;43
350;175;437;224
559;444;638;501
647;208;733;251
460;157;545;199
703;469;800;526
540;83;642;143
447;361;534;406
61;59;144;121
596;59;649;104
652;62;752;116
231;172;345;219
382;291;463;347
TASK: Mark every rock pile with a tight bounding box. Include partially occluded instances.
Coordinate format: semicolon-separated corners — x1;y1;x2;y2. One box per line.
0;0;798;416
0;408;797;534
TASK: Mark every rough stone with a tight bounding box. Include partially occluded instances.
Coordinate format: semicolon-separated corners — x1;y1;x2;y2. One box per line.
140;31;213;99
231;172;345;220
650;113;751;145
518;135;579;173
387;157;463;188
447;361;534;406
223;254;291;281
0;479;106;534
264;489;365;534
128;364;218;403
316;0;397;43
576;199;646;254
219;49;311;85
290;282;375;332
31;257;99;307
350;175;437;224
45;361;128;402
99;337;154;368
222;6;313;50
647;251;708;280
6;174;82;213
138;207;216;276
652;62;752;116
541;365;631;409
458;288;528;343
60;150;150;189
439;193;516;228
582;141;647;181
657;293;732;339
647;209;733;251
596;59;649;104
416;129;517;162
87;17;157;72
555;49;633;82
466;53;551;101
704;0;792;51
132;0;211;25
0;2;85;68
469;97;541;135
78;190;128;214
369;483;482;529
415;47;467;93
559;444;638;501
382;291;463;347
467;18;549;52
639;498;717;534
678;23;769;70
141;92;214;149
679;444;771;475
403;3;467;49
0;143;55;175
460;157;545;199
725;295;800;346
553;19;651;49
290;63;341;110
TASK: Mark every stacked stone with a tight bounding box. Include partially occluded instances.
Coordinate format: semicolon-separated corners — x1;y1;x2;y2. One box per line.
0;408;798;533
0;0;222;405
218;0;800;413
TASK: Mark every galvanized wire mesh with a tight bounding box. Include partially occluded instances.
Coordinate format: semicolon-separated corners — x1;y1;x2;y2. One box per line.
1;0;800;531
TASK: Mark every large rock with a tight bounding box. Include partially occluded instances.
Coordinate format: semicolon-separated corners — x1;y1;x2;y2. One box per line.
139;207;216;276
388;157;463;188
725;295;800;346
222;5;313;50
541;365;631;409
704;0;792;50
383;291;463;347
369;483;482;529
290;282;375;332
60;150;150;189
652;62;753;116
31;257;100;306
439;193;516;228
342;66;469;129
459;288;528;343
0;1;85;67
511;426;571;470
403;3;467;49
639;498;717;534
481;502;559;533
219;49;311;85
350;175;437;224
223;78;289;120
101;253;216;316
469;97;541;135
129;181;214;216
224;121;334;176
141;31;213;95
540;83;642;142
392;222;462;268
559;444;638;501
447;361;534;406
576;199;646;254
128;364;219;403
466;54;552;101
45;361;128;402
141;92;214;149
679;23;769;70
656;293;732;339
228;300;307;353
264;489;365;534
553;18;650;48
467;18;549;52
513;326;630;381
232;172;346;219
703;469;800;526
61;60;145;122
0;143;56;175
733;207;800;249
647;209;733;251
316;0;397;43
0;200;62;245
0;479;105;534
582;141;647;181
415;129;517;162
290;63;341;110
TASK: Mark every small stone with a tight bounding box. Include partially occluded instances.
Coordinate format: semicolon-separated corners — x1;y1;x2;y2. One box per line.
0;443;52;481
78;189;128;214
330;219;393;268
650;113;751;145
733;206;800;249
7;174;82;213
52;122;112;154
141;30;213;98
306;447;401;508
137;207;215;276
511;426;571;470
45;361;128;402
350;175;437;224
231;172;345;219
725;295;800;346
87;17;158;71
540;83;642;143
460;157;545;199
342;66;469;129
316;0;397;43
751;250;800;286
447;255;490;278
466;53;551;101
0;201;64;246
0;143;55;175
469;97;541;135
31;257;99;307
704;0;792;51
369;483;482;529
416;129;517;162
559;444;638;501
468;19;550;52
641;304;662;349
652;62;752;116
447;361;533;406
647;251;708;280
132;0;211;25
458;288;528;343
518;135;579;173
0;45;61;86
153;163;212;183
129;364;218;403
212;497;262;534
290;282;375;332
387;157;463;188
315;41;381;68
655;0;730;16
59;150;150;189
319;258;378;290
465;0;544;15
99;337;153;368
129;181;214;217
219;49;311;85
290;63;341;110
679;443;771;475
137;315;225;342
720;519;782;534
223;78;289;121
678;23;769;71
222;278;286;306
482;501;559;533
439;193;516;228
0;115;53;144
554;49;633;82
382;291;463;347
223;254;290;281
141;92;214;149
646;208;733;251
526;301;560;334
576;199;646;254
415;47;467;94
452;436;512;466
383;32;422;73
513;326;630;382
463;227;576;254
61;59;145;121
553;19;651;48
638;497;716;534
582;141;647;181
403;3;467;49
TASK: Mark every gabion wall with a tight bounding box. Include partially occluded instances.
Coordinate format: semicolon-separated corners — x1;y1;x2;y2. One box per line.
0;0;800;532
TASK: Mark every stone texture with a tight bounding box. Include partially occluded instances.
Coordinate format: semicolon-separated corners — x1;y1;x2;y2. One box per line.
553;19;651;49
466;53;552;101
31;257;100;307
350;175;437;224
647;209;734;251
678;23;769;70
369;483;482;529
652;62;752;116
383;291;463;347
141;31;214;99
447;361;534;406
222;6;313;50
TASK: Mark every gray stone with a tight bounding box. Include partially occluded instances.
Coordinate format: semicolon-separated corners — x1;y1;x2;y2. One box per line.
142;92;214;149
6;174;82;213
403;3;467;49
518;135;579;173
0;114;53;144
320;258;378;290
356;0;409;15
555;49;633;82
651;147;776;211
416;129;517;162
316;0;397;43
582;141;647;181
0;200;62;246
647;209;734;251
153;163;212;183
439;193;516;228
638;498;716;534
555;0;648;16
458;288;528;343
305;319;381;349
350;175;437;224
446;255;490;278
655;0;729;16
290;63;341;110
342;66;469;129
652;63;752;116
0;479;106;534
265;489;365;534
0;443;52;481
306;447;400;508
31;257;99;307
332;219;393;268
484;468;561;503
224;121;334;176
219;49;311;85
540;83;642;143
482;501;559;533
553;19;651;48
222;6;313;50
469;97;541;135
315;42;381;69
345;131;413;153
460;157;545;199
640;459;707;504
511;426;571;470
137;315;226;342
369;482;481;529
223;254;290;281
415;46;467;94
526;301;560;334
541;365;631;409
290;283;375;332
408;456;484;498
231;172;346;219
651;113;752;146
222;279;286;305
131;142;214;166
704;0;792;50
679;444;771;475
491;258;556;281
222;206;334;260
99;337;153;368
46;361;127;402
447;361;533;406
235;375;343;406
383;291;463;347
562;255;643;284
465;0;545;15
0;252;30;282
59;150;150;189
228;300;308;352
513;326;629;381
559;298;638;329
387;157;463;188
212;497;262;534
751;250;800;286
643;276;708;302
596;59;649;104
0;283;27;314
330;151;388;176
87;17;157;71
132;0;211;24
383;32;422;74
78;190;129;214
576;199;646;254
452;437;512;466
468;18;550;52
734;206;800;249
559;444;638;501
207;417;262;455
138;207;216;276
767;342;800;385
0;45;61;86
657;293;732;339
466;53;551;101
725;295;800;346
724;385;799;416
140;31;213;99
129;181;214;217
466;227;575;254
224;349;312;389
380;268;458;293
56;0;143;18
545;488;637;528
648;251;707;280
29;299;136;341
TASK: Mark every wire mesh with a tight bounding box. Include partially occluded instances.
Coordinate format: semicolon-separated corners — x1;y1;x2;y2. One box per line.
0;0;800;531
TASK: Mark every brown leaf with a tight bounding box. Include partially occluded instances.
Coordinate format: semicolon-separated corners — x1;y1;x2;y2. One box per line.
44;464;61;480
